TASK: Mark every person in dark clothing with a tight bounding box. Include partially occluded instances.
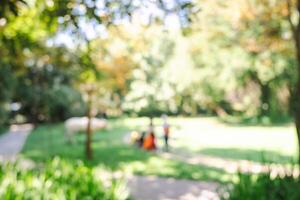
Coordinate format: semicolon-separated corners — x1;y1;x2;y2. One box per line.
138;131;146;148
162;114;170;151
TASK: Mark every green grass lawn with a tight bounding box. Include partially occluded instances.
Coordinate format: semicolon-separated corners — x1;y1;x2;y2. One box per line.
21;117;298;183
167;117;298;165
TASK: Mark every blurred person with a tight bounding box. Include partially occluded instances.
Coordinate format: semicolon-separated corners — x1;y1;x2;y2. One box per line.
138;131;146;148
130;131;140;145
143;117;156;150
148;117;154;134
161;114;170;151
143;132;156;150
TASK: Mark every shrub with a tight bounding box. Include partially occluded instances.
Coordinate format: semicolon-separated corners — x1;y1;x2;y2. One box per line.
0;158;130;200
0;65;16;127
48;85;87;120
16;67;87;123
222;171;300;200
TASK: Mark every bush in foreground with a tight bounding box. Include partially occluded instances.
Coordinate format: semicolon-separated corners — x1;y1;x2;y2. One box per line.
222;170;300;200
0;158;130;200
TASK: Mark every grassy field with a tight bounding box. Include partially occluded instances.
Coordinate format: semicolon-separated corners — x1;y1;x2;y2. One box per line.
167;117;298;164
21;117;298;183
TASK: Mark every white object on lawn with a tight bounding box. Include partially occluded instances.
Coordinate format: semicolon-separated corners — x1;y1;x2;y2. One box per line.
64;117;107;143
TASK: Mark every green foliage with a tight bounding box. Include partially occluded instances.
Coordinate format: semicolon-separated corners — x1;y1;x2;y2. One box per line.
0;0;27;20
123;30;177;115
185;0;295;119
223;172;300;200
0;65;16;126
0;127;7;135
0;0;297;121
0;157;130;200
17;67;86;123
0;0;85;124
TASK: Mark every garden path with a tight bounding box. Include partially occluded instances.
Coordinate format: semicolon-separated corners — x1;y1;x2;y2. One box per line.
127;175;220;200
0;124;33;162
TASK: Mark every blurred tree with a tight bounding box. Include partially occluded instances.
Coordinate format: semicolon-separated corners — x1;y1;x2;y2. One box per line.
0;65;17;126
236;0;294;117
188;0;294;119
0;0;195;159
76;43;101;160
91;25;140;115
286;0;300;166
0;0;27;19
123;25;177;116
15;46;85;123
0;0;52;126
189;1;254;116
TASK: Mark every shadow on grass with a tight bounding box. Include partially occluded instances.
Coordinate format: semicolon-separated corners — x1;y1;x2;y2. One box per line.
198;147;296;165
21;123;232;183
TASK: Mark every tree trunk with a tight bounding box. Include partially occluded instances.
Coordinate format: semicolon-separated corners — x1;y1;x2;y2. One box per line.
86;91;93;160
294;39;300;167
294;3;300;165
177;95;185;115
295;98;300;167
287;0;300;168
214;106;228;118
260;83;271;116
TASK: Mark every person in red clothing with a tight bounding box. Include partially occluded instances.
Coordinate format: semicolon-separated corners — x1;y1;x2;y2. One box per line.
143;117;156;151
143;132;156;150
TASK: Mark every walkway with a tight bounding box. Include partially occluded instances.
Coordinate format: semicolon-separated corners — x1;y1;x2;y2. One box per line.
128;175;220;200
0;124;33;162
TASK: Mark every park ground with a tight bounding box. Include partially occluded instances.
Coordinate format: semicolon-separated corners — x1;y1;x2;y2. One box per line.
20;117;298;184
